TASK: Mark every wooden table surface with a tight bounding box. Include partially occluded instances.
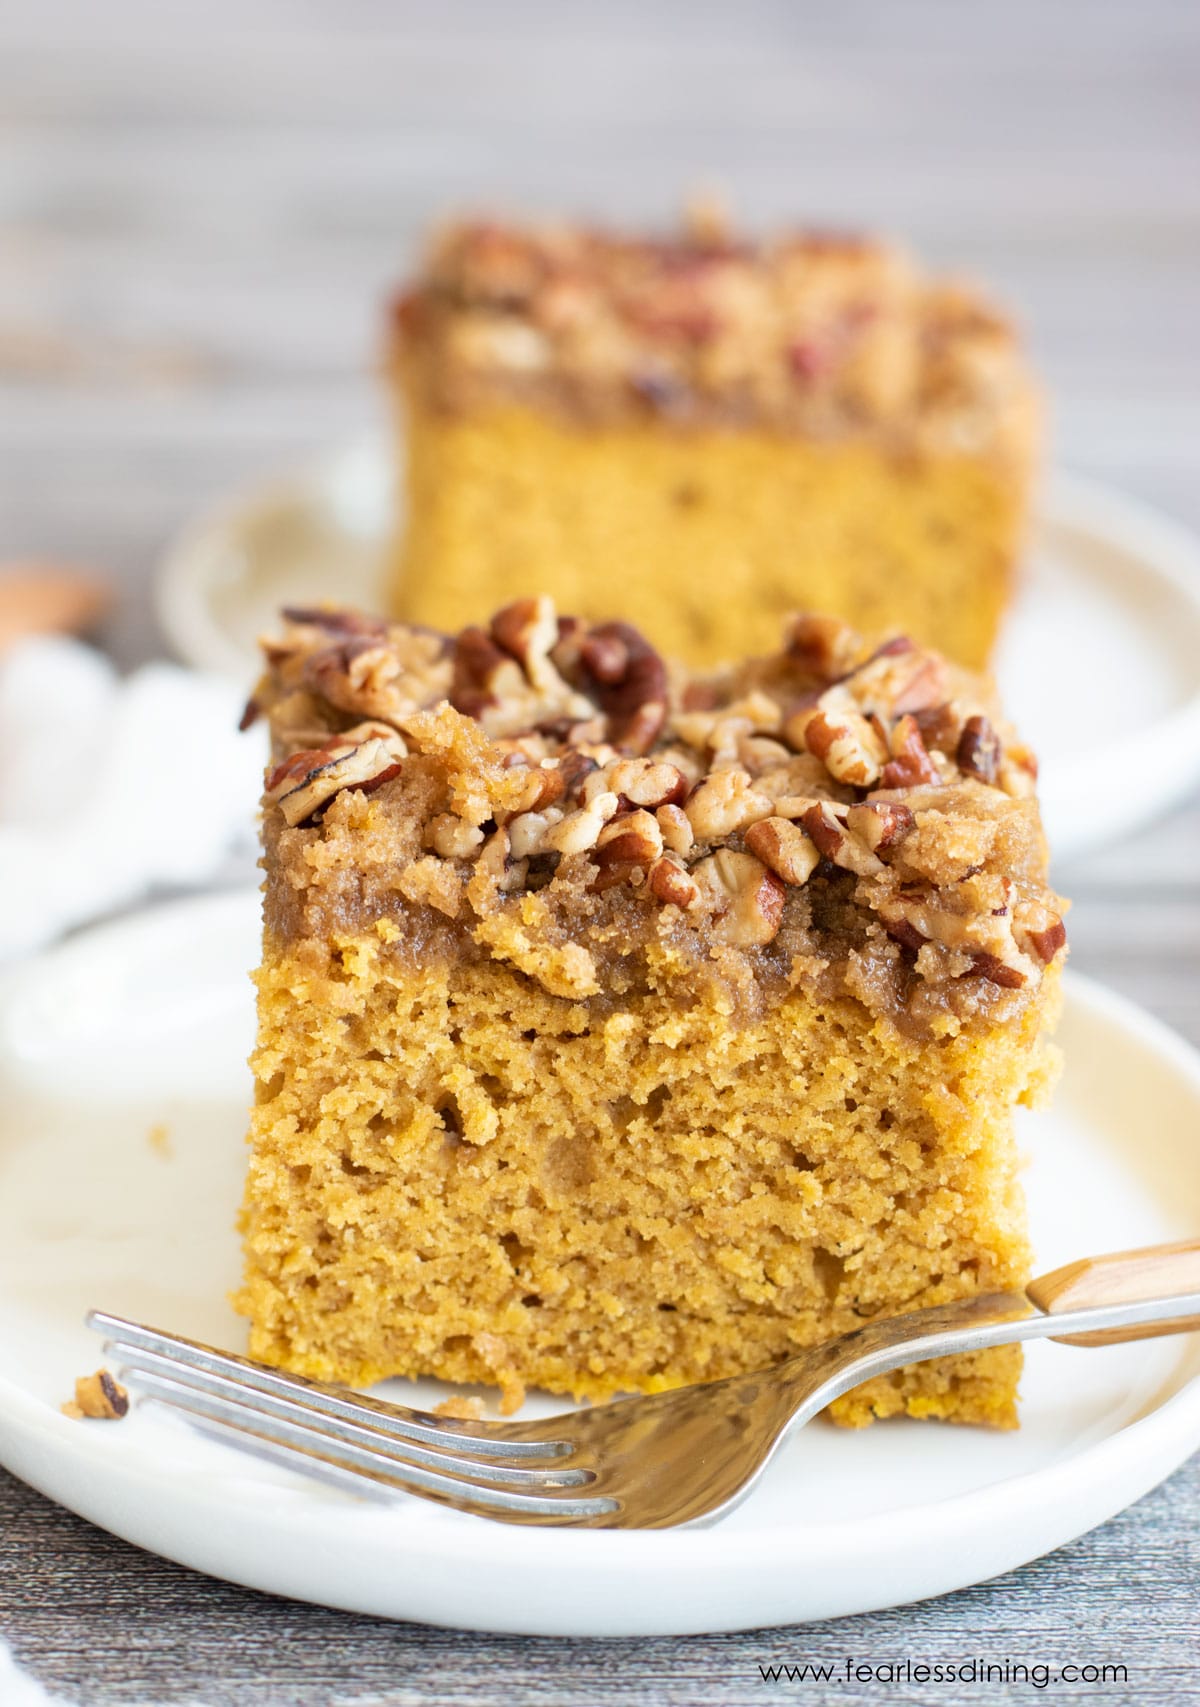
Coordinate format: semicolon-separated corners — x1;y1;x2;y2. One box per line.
2;3;1198;1701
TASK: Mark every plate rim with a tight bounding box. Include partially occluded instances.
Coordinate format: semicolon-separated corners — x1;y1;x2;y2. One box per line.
0;890;1199;1632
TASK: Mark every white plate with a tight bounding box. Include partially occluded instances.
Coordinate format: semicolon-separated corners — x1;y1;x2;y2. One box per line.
0;892;1198;1636
156;439;1200;864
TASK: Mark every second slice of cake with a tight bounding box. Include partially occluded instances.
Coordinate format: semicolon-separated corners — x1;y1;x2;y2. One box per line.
388;215;1041;669
239;599;1065;1426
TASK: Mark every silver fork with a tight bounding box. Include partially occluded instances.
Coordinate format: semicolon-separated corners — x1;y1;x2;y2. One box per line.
89;1236;1200;1529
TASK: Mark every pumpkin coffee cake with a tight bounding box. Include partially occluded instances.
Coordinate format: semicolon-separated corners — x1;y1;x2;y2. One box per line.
237;599;1065;1426
388;213;1040;669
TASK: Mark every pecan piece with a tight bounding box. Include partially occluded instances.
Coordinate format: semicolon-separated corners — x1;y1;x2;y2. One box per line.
785;612;860;681
787;702;887;788
656;803;694;857
880;715;939;789
504;763;567;817
606;758;689;809
744;817;820;886
490;595;560;690
544;791;619;856
270;735;406;827
956;713;1002;785
799;802;884;877
970;951;1028;990
572;621;669;754
845;800;915;856
684;768;773;840
647;855;700;909
692;850;787;946
593;809;664;868
450;625;523;717
427;814;486;860
1014;901;1067;964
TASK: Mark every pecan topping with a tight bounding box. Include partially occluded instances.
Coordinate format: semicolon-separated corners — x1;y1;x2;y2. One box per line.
647;855;700;909
253;596;1063;1011
800;802;884;877
692;850;787;946
845;800;914;855
572;621;668;754
655;803;694;856
451;626;522;717
783;613;861;681
685;768;773;840
1014;900;1067;964
744;817;820;886
791;702;887;788
268;731;406;827
956;713;1002;784
880;715;939;789
593;809;664;869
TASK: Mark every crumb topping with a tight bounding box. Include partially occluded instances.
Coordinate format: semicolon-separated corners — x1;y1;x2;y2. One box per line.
247;598;1065;1033
390;212;1038;461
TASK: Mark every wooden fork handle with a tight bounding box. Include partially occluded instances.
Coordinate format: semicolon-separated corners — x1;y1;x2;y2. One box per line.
1028;1237;1200;1346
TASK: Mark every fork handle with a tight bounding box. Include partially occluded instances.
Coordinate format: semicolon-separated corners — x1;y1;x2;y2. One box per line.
1028;1237;1200;1346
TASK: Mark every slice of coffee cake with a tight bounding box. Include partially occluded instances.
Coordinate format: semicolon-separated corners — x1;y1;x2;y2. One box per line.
388;213;1040;670
237;600;1064;1426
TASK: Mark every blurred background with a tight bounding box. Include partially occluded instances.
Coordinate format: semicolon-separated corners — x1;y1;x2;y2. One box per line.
2;0;1197;662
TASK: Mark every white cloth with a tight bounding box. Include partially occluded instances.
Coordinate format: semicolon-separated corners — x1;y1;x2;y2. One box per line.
0;637;265;960
0;1637;69;1705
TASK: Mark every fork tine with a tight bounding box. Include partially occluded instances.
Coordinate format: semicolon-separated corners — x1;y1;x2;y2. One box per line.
109;1343;592;1489
121;1365;616;1522
88;1311;569;1461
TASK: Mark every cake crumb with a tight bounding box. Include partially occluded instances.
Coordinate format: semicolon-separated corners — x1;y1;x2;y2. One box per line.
147;1121;172;1158
497;1374;527;1417
63;1370;129;1421
433;1395;486;1421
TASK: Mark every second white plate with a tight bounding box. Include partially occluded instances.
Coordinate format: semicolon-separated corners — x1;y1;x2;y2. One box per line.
0;892;1199;1636
156;441;1200;864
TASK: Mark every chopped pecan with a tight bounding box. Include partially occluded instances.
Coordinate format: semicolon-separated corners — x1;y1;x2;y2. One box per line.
684;768;773;840
451;625;525;718
544;791;619;855
647;855;700;908
475;825;528;892
845;800;914;855
785;612;860;681
593;809;663;868
427;814;486;860
281;606;388;640
970;951;1028;989
844;645;948;718
490;595;561;690
270;734;406;827
744;817;820;886
605;758;689;808
880;714;939;789
1014;900;1067;964
787;700;887;788
692;850;787;946
571;621;669;754
507;808;565;860
504;763;567;817
656;803;694;856
956;713;1002;785
799;802;884;876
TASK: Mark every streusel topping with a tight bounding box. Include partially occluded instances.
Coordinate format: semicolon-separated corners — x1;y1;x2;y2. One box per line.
246;599;1065;1035
391;213;1038;462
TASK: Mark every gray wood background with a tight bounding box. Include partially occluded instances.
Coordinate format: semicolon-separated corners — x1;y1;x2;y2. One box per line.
1;2;1198;1701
